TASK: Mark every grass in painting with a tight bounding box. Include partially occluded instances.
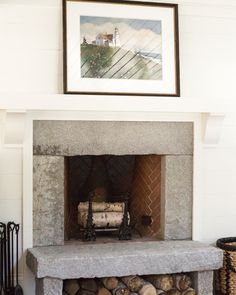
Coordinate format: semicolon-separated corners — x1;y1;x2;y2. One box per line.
81;44;162;80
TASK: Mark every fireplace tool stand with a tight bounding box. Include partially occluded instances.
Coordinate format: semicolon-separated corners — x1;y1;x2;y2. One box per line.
0;222;23;295
83;192;132;241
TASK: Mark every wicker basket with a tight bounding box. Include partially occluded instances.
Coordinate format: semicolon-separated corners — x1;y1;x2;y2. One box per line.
216;237;236;295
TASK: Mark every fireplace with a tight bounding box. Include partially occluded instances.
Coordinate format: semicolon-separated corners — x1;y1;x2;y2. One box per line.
32;120;193;246
27;120;223;295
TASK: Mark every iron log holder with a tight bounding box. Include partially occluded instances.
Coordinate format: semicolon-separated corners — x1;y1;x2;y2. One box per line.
83;192;132;241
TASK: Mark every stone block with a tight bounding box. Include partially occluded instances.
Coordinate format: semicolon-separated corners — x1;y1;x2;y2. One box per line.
26;241;223;280
33;121;193;156
33;156;64;246
193;271;214;295
161;155;193;240
36;277;63;295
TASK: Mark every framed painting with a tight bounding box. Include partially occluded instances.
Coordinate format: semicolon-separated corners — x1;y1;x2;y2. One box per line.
63;0;180;96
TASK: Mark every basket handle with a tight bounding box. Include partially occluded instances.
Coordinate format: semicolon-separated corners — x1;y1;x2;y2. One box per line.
226;252;236;273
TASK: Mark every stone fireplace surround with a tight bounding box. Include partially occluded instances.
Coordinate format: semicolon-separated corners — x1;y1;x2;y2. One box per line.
27;120;223;295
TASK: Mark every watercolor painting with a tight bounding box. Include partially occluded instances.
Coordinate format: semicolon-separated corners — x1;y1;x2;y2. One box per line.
80;16;162;80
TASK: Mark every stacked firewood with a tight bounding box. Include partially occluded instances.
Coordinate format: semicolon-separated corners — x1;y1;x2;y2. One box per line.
63;274;196;295
78;202;129;228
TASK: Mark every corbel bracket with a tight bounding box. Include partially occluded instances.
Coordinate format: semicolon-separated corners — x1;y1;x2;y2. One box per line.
203;112;226;145
3;110;26;147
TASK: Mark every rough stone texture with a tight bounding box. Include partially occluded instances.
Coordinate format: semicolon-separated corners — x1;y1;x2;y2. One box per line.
33;156;64;246
26;241;223;280
161;155;193;240
33;121;193;156
36;277;63;295
193;271;214;295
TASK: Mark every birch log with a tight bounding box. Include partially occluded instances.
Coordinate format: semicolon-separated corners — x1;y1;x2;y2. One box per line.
121;276;144;292
138;282;157;295
112;282;130;295
78;212;130;228
146;276;173;292
102;277;119;290
174;275;191;291
78;202;125;213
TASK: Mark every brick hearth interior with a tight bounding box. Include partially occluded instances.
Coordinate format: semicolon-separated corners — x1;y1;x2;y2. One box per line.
27;120;223;295
65;154;162;241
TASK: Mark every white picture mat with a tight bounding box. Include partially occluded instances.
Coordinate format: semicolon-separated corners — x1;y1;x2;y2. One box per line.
66;1;177;95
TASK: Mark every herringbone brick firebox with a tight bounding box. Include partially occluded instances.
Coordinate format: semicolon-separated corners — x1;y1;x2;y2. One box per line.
130;155;161;238
65;154;162;240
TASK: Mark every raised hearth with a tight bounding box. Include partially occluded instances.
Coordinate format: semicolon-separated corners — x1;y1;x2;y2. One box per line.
26;240;222;295
27;241;222;279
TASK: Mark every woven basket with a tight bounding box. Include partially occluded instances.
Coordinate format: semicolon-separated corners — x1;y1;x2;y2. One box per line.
216;237;236;295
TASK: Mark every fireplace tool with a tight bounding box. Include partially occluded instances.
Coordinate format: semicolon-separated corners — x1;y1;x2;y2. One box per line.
0;223;6;295
13;224;23;295
0;222;23;295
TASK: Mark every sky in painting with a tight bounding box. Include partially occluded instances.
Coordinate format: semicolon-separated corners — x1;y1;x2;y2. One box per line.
80;15;162;54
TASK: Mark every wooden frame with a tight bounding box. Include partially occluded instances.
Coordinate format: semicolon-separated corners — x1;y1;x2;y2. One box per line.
63;0;180;96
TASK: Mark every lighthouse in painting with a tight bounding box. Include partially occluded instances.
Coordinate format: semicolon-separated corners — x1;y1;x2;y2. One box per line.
113;27;121;47
92;27;121;48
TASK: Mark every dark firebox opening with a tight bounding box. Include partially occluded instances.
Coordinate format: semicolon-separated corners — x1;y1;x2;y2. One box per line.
64;154;161;241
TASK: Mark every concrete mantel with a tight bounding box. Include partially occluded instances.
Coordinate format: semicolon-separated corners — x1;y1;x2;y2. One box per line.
27;240;223;279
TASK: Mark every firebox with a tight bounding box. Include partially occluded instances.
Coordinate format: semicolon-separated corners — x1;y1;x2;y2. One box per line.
64;154;162;241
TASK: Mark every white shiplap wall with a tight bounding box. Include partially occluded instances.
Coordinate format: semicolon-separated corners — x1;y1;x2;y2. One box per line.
0;1;236;293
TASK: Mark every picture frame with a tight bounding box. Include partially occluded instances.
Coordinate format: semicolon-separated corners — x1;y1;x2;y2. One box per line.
63;0;180;96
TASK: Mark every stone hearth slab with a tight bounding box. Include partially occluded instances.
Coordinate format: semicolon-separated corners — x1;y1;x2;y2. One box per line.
27;241;223;279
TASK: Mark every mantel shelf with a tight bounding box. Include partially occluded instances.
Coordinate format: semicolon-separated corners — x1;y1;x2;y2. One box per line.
0;93;234;113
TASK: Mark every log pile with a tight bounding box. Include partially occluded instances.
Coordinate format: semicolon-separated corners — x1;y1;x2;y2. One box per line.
63;274;196;295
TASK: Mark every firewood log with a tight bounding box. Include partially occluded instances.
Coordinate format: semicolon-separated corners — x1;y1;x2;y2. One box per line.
64;279;80;295
138;282;157;295
121;276;145;292
78;212;130;228
167;290;181;295
173;275;191;291
97;286;112;295
79;279;98;292
181;288;196;295
78;202;125;213
77;289;95;295
101;277;119;290
156;290;167;295
146;276;173;292
112;282;130;295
